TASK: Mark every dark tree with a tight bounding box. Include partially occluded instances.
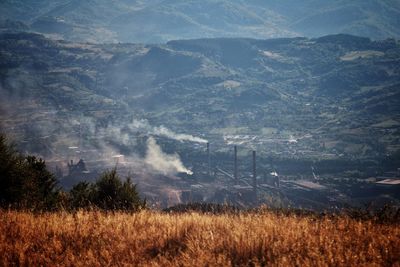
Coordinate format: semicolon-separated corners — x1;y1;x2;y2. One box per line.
0;134;22;206
92;168;145;211
0;134;60;210
69;181;93;209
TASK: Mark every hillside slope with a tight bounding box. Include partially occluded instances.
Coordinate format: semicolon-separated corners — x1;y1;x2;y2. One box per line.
1;0;400;42
0;32;399;162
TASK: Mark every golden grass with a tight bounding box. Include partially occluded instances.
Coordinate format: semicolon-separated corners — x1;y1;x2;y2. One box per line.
0;210;399;266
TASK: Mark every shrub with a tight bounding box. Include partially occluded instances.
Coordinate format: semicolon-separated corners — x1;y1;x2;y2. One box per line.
69;168;145;211
92;168;145;211
69;181;93;209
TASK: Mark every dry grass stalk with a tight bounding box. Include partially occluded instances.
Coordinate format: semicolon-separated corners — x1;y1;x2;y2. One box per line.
0;210;399;266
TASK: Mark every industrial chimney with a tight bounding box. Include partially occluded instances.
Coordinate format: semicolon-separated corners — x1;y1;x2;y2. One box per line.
207;142;211;176
252;150;257;199
234;145;238;185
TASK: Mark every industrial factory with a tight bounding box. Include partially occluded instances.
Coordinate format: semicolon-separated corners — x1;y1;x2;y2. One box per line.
165;141;398;210
54;134;399;211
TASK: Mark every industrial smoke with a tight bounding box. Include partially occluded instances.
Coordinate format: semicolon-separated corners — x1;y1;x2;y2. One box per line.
144;137;193;175
130;119;207;143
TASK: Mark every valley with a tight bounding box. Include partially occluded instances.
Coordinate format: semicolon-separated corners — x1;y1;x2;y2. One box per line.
1;32;400;209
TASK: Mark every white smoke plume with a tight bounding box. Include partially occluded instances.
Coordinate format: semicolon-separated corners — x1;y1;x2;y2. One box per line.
153;126;207;143
145;137;193;175
130;119;207;143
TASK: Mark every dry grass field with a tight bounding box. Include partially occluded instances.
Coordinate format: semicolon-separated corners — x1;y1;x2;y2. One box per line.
0;209;399;266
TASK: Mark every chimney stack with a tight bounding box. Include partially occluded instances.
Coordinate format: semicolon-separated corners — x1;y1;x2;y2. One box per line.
234;145;238;185
252;150;257;197
207;142;211;176
277;175;280;188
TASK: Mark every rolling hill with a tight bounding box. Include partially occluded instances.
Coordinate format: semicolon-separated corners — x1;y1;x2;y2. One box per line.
0;32;399;163
1;0;400;43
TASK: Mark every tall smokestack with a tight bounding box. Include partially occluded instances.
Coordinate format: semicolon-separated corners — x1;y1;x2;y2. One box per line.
234;145;238;185
252;150;257;198
78;120;82;150
277;175;280;188
207;142;211;176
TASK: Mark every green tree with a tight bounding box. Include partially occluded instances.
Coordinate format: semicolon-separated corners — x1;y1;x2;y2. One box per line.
0;134;59;210
0;135;22;207
119;177;145;211
69;181;93;209
92;168;145;211
22;156;59;210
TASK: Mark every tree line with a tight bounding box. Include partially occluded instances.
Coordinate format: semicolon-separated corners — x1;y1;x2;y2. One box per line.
0;134;145;211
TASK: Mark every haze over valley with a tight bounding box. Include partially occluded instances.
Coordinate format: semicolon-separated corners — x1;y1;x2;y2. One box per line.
1;0;400;209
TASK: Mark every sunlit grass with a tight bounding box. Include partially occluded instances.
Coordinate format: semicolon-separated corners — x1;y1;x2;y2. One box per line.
0;210;399;266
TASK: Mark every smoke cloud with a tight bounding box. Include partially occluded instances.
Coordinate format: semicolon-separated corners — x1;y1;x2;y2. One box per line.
153;126;207;143
145;137;193;175
130;119;207;143
0;90;196;176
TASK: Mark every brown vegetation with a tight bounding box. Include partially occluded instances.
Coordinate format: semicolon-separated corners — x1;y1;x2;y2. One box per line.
0;210;399;266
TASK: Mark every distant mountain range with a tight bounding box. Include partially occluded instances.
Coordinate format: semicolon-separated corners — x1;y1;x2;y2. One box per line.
1;0;400;43
1;32;399;160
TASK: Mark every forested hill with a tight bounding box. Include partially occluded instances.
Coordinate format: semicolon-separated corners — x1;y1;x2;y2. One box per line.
1;0;400;43
0;32;399;161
